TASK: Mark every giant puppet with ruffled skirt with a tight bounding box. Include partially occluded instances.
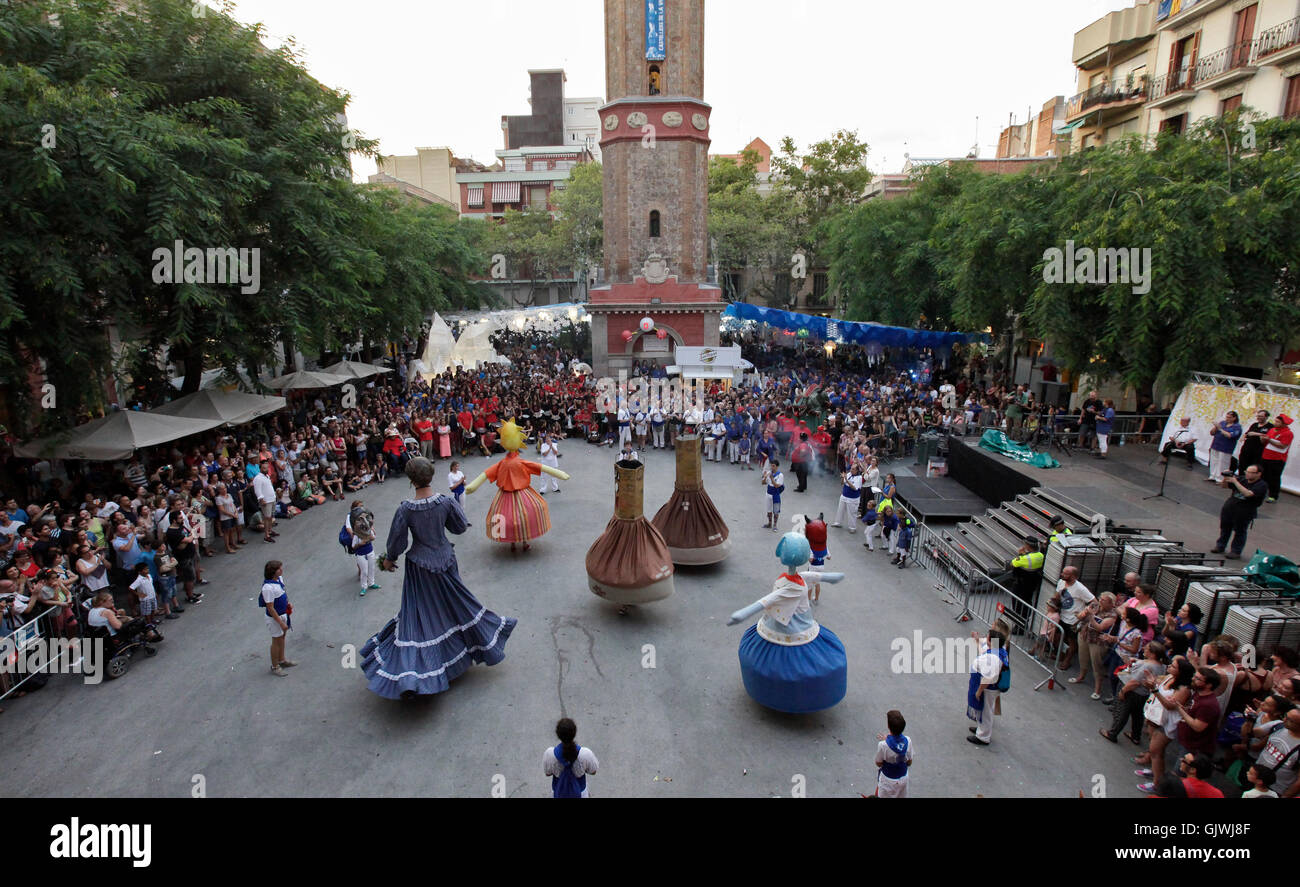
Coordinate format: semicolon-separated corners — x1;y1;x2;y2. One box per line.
465;419;570;553
726;531;847;713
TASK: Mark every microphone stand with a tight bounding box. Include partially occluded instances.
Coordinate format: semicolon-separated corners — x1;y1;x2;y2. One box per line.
1143;452;1181;504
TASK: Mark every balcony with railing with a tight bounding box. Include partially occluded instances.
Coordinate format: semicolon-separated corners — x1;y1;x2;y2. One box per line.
1255;16;1300;64
1066;78;1149;122
1191;40;1258;87
1146;67;1194;105
1148;24;1300;108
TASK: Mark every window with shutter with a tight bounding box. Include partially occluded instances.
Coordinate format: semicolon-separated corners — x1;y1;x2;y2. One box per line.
1285;75;1300;120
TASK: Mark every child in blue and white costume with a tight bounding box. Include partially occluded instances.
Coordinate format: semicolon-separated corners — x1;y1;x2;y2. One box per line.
352;515;378;597
892;511;915;568
874;709;914;797
260;560;295;676
727;531;847;713
761;459;784;531
447;462;469;526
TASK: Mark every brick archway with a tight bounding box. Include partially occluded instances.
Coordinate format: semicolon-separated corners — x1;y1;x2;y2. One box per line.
623;323;684;354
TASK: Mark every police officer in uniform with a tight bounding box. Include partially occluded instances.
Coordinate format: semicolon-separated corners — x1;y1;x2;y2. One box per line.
985;536;1044;634
1047;515;1072;546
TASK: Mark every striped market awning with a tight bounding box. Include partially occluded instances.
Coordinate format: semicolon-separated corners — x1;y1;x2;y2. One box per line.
491;182;521;203
467;186;484;207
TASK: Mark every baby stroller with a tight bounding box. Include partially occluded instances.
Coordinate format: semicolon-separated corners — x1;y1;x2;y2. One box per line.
403;436;420;459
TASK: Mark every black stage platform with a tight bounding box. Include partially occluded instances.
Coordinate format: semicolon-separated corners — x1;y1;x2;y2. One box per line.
894;475;988;522
895;435;1039;523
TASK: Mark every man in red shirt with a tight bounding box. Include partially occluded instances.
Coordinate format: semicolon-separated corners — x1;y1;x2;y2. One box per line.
413;413;435;460
1261;413;1293;503
1175;668;1222;757
456;407;474;456
812;426;834;472
1178;753;1224;798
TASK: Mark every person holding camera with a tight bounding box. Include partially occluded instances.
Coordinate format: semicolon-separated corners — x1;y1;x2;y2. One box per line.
1212;463;1269;559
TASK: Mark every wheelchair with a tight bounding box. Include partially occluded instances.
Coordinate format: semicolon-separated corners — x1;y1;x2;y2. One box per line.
80;593;162;679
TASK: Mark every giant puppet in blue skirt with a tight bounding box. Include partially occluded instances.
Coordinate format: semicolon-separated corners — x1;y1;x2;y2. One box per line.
726;532;847;713
362;478;515;700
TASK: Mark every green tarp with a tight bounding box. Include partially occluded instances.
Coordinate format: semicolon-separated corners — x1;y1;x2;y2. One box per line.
978;429;1060;469
1243;551;1300;596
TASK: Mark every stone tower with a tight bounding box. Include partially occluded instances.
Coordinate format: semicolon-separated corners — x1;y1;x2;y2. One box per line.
589;0;723;377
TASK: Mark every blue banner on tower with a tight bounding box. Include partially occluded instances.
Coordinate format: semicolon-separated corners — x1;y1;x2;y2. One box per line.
646;0;666;61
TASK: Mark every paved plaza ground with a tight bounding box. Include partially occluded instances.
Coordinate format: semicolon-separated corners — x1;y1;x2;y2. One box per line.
2;435;1295;798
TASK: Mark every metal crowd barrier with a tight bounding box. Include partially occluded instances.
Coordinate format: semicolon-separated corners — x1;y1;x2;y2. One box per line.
913;523;1065;691
0;607;81;701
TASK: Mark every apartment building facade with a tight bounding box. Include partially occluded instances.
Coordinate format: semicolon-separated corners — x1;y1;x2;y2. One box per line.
1065;0;1159;151
1144;0;1300;136
1063;0;1300;151
564;96;603;161
996;96;1070;158
370;147;486;211
456;145;592;220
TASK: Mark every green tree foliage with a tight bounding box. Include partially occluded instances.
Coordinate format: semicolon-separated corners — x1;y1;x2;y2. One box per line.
1030;115;1300;396
829;165;971;328
0;0;482;428
480;208;565;306
550;161;602;278
826;115;1300;394
707;149;791;302
769;129;872;271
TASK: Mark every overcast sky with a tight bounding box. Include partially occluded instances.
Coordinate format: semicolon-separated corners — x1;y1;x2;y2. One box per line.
226;0;1127;178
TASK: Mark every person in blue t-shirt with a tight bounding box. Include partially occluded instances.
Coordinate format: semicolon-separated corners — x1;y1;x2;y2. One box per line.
1207;410;1243;481
1094;398;1116;458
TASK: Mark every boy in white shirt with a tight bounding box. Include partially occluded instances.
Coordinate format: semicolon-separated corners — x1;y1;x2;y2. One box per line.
874;709;914;798
539;435;561;494
447;462;470;527
130;562;159;630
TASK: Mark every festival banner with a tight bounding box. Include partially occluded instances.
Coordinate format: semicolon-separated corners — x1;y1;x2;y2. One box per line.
646;0;666;61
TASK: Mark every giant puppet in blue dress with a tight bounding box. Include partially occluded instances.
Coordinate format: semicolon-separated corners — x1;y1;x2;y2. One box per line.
361;458;516;699
726;532;847;713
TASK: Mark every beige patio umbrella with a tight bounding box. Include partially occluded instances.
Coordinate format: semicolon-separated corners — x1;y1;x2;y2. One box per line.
265;370;351;391
319;360;393;379
14;410;223;461
153;389;287;426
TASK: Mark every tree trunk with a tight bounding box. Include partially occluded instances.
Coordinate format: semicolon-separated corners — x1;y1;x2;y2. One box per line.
281;328;297;376
178;339;204;394
1136;379;1155;409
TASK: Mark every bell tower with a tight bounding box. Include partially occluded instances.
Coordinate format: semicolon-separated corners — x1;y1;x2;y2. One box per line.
589;0;723;377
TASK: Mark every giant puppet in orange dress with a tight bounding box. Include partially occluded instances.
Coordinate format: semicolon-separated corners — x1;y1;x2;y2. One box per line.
465;419;570;553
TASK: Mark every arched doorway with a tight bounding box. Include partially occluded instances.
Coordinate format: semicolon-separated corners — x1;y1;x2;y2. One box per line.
626;323;681;373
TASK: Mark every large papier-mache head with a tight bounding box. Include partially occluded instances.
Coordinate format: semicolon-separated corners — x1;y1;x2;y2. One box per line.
776;532;811;569
498;419;526;453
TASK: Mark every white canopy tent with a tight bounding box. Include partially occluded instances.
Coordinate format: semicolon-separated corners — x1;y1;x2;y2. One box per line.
14;410;223;461
443;302;587;336
152;389;287;426
449;321;502;369
413;312;457;381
